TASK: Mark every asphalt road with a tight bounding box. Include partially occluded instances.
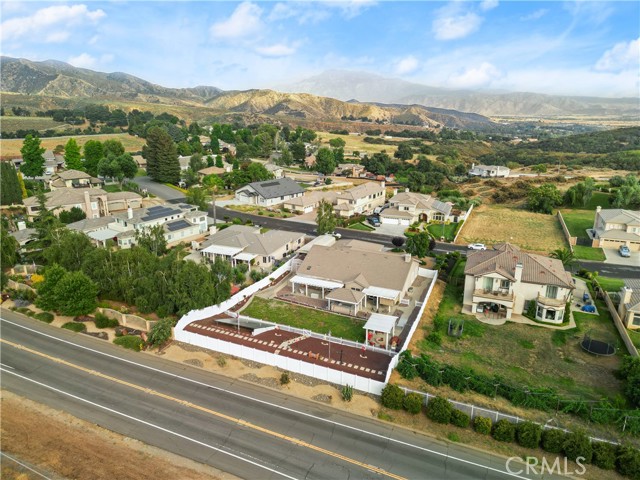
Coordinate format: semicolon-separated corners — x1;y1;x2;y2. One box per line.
1;311;552;480
133;176;638;278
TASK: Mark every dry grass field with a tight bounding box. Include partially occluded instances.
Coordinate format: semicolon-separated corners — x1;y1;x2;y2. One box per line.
0;133;146;157
317;132;398;156
456;204;567;253
0;115;67;132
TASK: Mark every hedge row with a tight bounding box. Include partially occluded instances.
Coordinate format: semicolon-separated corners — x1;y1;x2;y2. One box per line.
396;351;640;435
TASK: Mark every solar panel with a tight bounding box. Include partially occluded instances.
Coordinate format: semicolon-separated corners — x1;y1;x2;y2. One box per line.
166;219;191;232
260;181;280;187
141;206;178;222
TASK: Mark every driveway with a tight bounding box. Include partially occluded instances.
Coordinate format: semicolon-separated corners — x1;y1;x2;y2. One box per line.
373;222;408;237
132;176;186;203
603;248;640;266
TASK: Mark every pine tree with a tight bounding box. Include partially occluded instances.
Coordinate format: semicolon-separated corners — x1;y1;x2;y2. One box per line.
64;138;83;171
83;140;104;177
143;127;180;183
0;162;23;205
20;134;45;177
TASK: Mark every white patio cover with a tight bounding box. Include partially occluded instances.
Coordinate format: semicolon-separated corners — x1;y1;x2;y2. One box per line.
201;245;243;256
364;313;398;334
88;228;119;242
362;286;401;300
234;252;257;262
290;275;343;290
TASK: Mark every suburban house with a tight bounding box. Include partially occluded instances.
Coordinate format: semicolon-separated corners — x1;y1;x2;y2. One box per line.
290;239;420;314
304;154;316;169
9;224;37;250
132;155;147;169
23;188;142;220
11;150;64;175
199;225;305;271
178;155;192;171
49;169;103;190
235;178;304;206
198;166;229;179
335;163;365;177
282;190;338;214
469;164;510;178
592;207;640;251
381;191;455;226
463;243;575;323
67;216;117;247
265;163;284;179
334;182;385;218
618;281;640;330
218;140;237;155
109;203;208;249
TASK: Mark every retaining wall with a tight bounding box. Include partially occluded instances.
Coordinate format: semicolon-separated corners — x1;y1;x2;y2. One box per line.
603;292;639;357
556;211;576;251
98;308;156;332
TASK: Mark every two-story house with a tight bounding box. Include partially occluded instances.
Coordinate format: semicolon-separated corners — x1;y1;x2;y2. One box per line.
592;207;640;252
49;169;103;190
618;282;640;330
468;164;510;178
381;191;456;226
463;243;575;324
334;182;385;218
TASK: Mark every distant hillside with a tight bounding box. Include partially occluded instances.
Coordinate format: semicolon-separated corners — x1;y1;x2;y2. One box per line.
284;70;639;118
0;57;496;131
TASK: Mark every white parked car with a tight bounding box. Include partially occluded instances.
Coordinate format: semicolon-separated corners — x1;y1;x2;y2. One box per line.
467;243;487;250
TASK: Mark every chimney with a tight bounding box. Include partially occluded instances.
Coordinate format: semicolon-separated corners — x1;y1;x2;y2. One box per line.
127;207;133;219
596;206;602;213
619;286;633;319
472;162;475;169
380;181;386;189
404;254;412;263
17;221;26;231
84;190;92;216
514;262;523;283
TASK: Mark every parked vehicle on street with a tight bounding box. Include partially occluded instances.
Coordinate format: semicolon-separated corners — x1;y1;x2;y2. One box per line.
619;245;631;257
467;243;487;250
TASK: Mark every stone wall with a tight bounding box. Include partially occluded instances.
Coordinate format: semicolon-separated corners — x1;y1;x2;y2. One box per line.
98;308;156;332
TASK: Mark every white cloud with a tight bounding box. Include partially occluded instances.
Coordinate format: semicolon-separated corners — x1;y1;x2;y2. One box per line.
448;62;502;88
520;9;548;21
432;4;484;41
328;0;377;19
595;38;639;72
1;4;105;42
255;43;297;57
480;0;498;12
394;55;419;75
67;53;114;69
210;2;263;40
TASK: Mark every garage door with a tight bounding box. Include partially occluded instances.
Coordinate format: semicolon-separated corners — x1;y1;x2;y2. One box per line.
400;218;411;226
381;217;400;225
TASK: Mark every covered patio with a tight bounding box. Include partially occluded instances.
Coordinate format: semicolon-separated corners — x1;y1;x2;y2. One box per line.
362;286;401;314
290;275;343;299
364;313;399;350
326;288;365;316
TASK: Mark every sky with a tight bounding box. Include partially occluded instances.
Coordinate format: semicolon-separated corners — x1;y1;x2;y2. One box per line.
1;1;638;97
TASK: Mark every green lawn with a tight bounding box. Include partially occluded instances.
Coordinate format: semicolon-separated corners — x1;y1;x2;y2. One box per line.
242;297;366;342
348;222;374;232
573;245;606;261
102;184;123;193
584;191;612;210
596;276;625;292
561;210;594;239
426;222;458;242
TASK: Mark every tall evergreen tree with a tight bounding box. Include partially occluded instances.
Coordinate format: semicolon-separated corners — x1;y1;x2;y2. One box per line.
83;140;104;177
0;162;23;205
64;138;83;171
143;127;180;183
19;134;45;177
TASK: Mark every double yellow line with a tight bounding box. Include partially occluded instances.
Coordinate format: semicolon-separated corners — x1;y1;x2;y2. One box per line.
1;338;406;480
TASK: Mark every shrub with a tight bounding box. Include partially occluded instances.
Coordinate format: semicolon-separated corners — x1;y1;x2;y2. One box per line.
426;331;442;346
94;312;119;328
616;444;640;478
403;393;423;414
34;311;54;323
450;409;470;428
61;322;87;333
280;372;290;385
474;416;492;435
217;355;227;367
591;442;616;470
563;430;592;464
426;397;452;424
342;385;354;402
113;335;144;352
516;421;542;449
380;384;404;410
541;429;566;454
492;419;516;443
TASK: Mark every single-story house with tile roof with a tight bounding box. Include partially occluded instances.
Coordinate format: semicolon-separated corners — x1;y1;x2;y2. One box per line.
463;243;575;323
381;191;455;225
235;177;304;207
618;280;640;330
282;190;339;214
592;207;640;251
291;239;419;313
200;224;305;271
198;166;229;179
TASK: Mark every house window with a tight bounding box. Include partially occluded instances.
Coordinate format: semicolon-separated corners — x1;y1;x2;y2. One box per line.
546;285;558;299
91;202;98;209
500;280;510;289
483;277;493;291
536;306;543;318
633;313;640;327
545;309;557;320
263;256;268;263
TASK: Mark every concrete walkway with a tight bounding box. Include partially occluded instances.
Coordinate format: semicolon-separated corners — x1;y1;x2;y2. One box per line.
467;306;577;330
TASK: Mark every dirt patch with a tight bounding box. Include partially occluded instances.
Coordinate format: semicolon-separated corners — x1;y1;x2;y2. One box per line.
0;390;237;480
407;280;446;353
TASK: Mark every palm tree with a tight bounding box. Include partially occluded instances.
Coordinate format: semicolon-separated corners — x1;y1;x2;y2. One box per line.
549;248;576;269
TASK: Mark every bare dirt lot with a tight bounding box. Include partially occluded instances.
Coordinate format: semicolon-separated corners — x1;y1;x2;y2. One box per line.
0;390;237;480
456;204;567;253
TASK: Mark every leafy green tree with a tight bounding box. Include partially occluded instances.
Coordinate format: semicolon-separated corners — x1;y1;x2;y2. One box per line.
315;200;336;235
147;317;174;348
102;139;125;157
64;138;83;171
185;186;208;210
58;206;87;224
143;127;180;183
98;156;121;180
278;146;293;166
406;232;431;258
246;162;273;182
315;147;336;175
83;140;104;176
20;134;46;177
36;264;68;311
135;224;167;256
395;143;414;161
54;270;98;316
527;183;562;214
202;174;225;192
210;256;232;303
1;162;23;205
215;155;224;168
27;189;62;263
290;141;306;162
1;223;19;288
549;248;576;268
189;153;205;172
329;137;346;149
253;132;274;158
44;229;94;271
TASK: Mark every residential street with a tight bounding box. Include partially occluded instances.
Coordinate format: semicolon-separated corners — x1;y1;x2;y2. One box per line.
0;311;548;480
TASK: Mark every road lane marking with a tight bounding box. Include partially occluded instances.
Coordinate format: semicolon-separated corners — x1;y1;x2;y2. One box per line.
1;317;530;479
0;363;15;369
0;451;52;480
1;369;297;480
1;338;406;480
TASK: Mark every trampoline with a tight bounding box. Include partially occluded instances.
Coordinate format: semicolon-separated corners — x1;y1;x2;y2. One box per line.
580;332;616;356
